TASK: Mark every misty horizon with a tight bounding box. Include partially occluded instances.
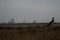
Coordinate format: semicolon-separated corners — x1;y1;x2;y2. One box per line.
0;0;60;23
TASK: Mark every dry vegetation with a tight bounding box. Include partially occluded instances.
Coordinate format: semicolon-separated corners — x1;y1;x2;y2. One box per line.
0;24;60;40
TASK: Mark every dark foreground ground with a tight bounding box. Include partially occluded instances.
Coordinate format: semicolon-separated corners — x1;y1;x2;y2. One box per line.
0;24;60;40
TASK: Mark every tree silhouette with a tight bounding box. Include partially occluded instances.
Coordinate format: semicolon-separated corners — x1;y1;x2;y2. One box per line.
10;18;15;24
33;20;36;23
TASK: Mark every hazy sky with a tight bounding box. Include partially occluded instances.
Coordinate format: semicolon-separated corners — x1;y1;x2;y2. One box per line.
0;0;60;23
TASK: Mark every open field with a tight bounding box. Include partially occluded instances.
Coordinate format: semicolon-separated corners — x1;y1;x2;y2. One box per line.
0;23;60;40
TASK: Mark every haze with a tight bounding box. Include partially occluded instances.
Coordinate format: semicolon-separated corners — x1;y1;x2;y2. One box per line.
0;0;60;23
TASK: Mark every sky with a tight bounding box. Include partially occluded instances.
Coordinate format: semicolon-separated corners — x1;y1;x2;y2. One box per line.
0;0;60;23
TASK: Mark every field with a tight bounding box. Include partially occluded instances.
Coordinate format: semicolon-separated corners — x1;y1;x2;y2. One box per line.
0;23;60;40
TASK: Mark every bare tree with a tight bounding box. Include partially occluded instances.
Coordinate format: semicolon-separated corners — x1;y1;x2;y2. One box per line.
8;21;10;24
33;20;36;23
22;20;26;23
11;18;15;23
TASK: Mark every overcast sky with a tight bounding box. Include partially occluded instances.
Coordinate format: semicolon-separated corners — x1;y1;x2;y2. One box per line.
0;0;60;23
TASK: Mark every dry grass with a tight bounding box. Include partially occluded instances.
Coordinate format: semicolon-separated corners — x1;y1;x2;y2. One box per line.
0;24;60;40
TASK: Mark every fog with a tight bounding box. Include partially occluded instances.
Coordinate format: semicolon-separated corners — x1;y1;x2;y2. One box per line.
0;0;60;23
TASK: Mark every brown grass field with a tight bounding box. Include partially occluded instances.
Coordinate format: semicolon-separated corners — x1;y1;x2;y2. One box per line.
0;23;60;40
